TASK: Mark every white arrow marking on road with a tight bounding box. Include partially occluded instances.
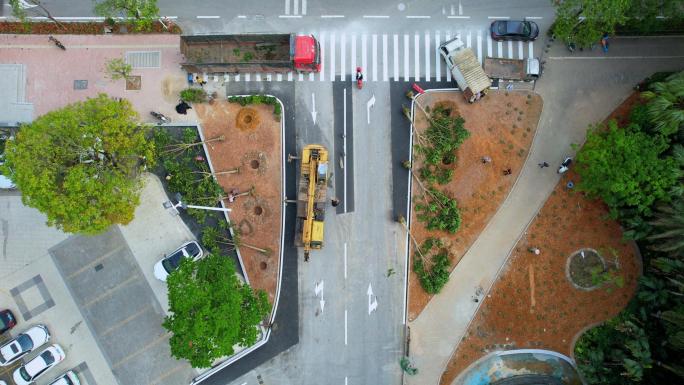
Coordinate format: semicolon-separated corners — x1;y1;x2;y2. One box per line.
315;280;325;313
311;92;318;124
367;283;378;314
366;94;376;125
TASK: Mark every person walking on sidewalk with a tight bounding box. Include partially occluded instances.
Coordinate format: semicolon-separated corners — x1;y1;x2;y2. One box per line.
538;161;549;168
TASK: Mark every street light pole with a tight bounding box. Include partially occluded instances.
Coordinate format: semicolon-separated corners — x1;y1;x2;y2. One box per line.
163;192;231;214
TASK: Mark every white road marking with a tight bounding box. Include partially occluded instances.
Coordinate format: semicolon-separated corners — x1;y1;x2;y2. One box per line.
477;31;483;64
363;15;390;18
343;88;347;211
319;32;326;81
526;16;543;19
235;74;240;81
340;34;346;81
276;73;283;81
367;284;378;315
435;31;441;81
497;41;503;57
447;16;470;19
196;16;220;19
407;15;431;19
302;0;307;15
366;94;375;125
279;15;302;18
321;15;345;18
344;309;348;344
459;0;463;14
403;34;410;81
311;92;317;124
287;72;293;81
518;41;524;59
528;41;534;57
508;41;513;59
424;33;430;81
294;0;299;15
362;34;368;81
445;32;451;82
372;34;378;81
382;34;388;81
487;35;493;57
237;15;247;19
488;16;510;19
256;74;262;81
393;34;399;81
414;34;420;80
351;35;357;82
330;33;336;81
344;242;347;279
314;280;324;296
285;0;290;15
245;73;251;81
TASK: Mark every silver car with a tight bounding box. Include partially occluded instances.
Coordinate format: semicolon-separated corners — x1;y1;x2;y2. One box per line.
13;344;65;385
0;325;50;366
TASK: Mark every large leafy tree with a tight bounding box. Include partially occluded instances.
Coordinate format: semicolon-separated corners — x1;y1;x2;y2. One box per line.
93;0;160;31
575;120;679;217
642;71;684;137
551;0;630;48
163;253;271;368
1;94;154;234
647;196;684;256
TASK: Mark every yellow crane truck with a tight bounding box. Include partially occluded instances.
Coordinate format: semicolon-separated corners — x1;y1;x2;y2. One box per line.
294;144;329;260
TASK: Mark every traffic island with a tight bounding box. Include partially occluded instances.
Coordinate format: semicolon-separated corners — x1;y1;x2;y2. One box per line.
407;90;543;321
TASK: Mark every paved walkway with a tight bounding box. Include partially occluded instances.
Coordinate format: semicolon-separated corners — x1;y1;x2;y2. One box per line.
0;34;188;122
405;37;684;385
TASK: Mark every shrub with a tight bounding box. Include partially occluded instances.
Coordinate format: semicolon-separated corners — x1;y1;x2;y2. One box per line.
413;238;451;294
180;88;208;103
415;189;462;233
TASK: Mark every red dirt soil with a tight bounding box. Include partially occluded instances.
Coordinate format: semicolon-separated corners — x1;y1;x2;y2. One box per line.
195;100;282;303
409;90;543;320
439;93;643;385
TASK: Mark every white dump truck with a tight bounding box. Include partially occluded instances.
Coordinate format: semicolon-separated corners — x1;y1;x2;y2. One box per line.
439;37;491;103
483;57;541;81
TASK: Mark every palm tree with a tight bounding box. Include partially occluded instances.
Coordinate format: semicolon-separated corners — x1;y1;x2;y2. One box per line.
647;196;684;256
642;71;684;137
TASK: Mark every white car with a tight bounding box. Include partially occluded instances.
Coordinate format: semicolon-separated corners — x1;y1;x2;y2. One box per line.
13;344;65;385
48;370;80;385
0;325;50;366
153;241;203;281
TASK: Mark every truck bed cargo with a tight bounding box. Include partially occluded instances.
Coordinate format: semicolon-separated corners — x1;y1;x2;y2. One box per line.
439;37;491;103
483;57;541;81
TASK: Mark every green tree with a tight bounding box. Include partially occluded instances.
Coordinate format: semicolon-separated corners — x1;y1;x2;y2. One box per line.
642;71;684;137
93;0;160;31
1;94;154;234
104;57;133;82
647;197;684;256
163;253;271;368
575;120;679;217
551;0;630;48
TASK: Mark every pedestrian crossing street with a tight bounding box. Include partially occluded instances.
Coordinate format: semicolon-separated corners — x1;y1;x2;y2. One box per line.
198;29;537;83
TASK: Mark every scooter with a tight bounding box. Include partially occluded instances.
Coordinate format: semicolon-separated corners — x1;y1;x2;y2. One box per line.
557;157;572;174
356;67;363;89
48;35;66;50
150;111;170;123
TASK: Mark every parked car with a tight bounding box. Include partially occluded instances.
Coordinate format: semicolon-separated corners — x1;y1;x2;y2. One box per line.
48;370;80;385
153;241;203;282
490;20;539;41
0;325;50;366
13;344;65;385
0;309;16;334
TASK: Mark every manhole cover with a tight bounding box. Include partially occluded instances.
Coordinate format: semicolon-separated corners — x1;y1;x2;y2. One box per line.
74;80;88;90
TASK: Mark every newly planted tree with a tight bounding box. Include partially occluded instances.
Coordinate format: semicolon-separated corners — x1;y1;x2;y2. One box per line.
104;57;133;82
1;94;154;234
163;253;270;368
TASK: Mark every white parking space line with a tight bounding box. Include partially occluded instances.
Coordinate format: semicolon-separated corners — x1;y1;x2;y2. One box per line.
351;34;357;82
529;41;534;57
340;34;346;81
319;32;325;81
372;34;378;81
424;33;430;81
477;31;483;64
414;34;420;81
393;34;399;81
487;35;493;57
497;41;503;57
518;41;524;59
435;31;441;82
362;34;368;81
330;33;336;81
403;34;409;81
508;41;513;59
445;32;451;82
382;34;388;81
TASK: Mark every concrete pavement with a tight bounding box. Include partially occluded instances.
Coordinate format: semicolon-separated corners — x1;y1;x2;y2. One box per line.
405;36;684;385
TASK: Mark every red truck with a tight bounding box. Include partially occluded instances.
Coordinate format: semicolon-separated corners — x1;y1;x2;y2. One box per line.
180;33;321;74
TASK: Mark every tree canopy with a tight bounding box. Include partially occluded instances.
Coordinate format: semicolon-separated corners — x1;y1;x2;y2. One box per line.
551;0;630;48
1;94;154;234
163;253;271;368
93;0;160;31
575;120;679;217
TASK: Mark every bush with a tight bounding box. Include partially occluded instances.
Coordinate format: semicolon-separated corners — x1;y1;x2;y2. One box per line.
180;88;208;103
415;189;462;233
413;238;451;294
227;95;281;120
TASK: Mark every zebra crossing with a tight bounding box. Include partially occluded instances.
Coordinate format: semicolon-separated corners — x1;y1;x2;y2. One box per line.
200;29;537;84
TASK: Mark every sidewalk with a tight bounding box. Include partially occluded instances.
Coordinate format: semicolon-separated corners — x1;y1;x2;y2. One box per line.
0;34;190;122
405;39;684;385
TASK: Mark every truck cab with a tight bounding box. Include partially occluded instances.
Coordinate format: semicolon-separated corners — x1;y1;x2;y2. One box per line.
439;37;491;103
293;35;321;73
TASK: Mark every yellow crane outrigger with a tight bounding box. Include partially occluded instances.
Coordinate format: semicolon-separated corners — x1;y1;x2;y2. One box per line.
294;144;329;260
